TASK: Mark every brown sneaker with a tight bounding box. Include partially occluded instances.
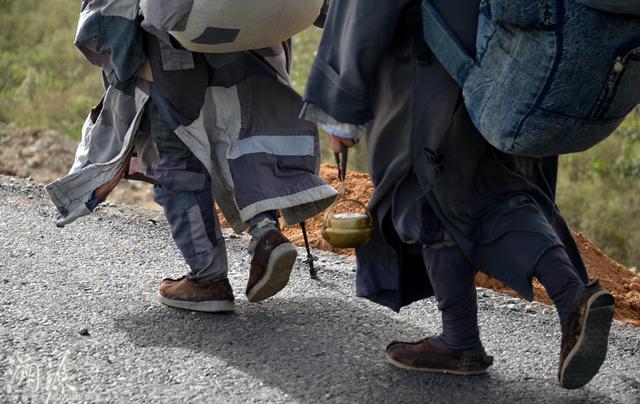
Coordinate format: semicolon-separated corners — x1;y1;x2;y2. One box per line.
558;281;615;389
386;338;493;375
246;230;298;303
158;276;235;313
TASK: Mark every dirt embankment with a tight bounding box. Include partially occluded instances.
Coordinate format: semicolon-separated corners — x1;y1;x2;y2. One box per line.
3;126;639;327
285;164;640;328
0;125;158;210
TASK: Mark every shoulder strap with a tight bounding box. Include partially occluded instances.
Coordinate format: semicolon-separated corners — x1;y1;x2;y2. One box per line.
421;1;476;84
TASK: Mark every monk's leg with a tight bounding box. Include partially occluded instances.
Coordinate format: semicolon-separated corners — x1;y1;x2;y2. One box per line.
244;210;298;303
534;246;585;328
422;245;481;351
534;246;614;389
385;243;493;375
146;101;233;312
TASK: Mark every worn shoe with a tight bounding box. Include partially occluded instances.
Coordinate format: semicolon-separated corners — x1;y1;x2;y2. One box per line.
385;338;494;375
558;281;615;389
246;230;298;303
158;276;235;313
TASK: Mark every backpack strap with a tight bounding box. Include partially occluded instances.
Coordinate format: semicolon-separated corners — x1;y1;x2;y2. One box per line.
421;1;476;84
577;0;640;17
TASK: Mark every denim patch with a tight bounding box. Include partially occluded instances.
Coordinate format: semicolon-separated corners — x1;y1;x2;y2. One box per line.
578;0;640;17
422;0;640;156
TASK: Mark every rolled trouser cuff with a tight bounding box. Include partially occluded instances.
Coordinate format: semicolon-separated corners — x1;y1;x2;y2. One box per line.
185;241;229;284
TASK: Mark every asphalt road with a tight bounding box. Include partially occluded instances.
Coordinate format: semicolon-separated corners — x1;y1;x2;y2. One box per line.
1;176;639;404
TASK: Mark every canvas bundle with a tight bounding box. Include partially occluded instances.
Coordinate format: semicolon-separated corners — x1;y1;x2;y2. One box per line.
422;0;640;156
140;0;324;54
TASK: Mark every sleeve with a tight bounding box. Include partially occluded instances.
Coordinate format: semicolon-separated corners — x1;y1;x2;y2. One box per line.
74;0;144;85
300;103;367;142
302;0;414;125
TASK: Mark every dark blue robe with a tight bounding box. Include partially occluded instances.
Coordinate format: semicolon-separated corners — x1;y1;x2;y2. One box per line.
304;0;588;311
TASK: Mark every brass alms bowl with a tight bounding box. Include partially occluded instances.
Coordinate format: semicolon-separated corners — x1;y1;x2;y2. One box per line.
322;199;373;248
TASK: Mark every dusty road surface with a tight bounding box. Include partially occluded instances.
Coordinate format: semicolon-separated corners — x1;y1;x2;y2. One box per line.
1;176;639;403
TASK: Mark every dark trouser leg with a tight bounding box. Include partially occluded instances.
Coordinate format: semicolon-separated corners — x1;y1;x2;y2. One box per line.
422;245;482;350
534;246;586;330
147;101;228;284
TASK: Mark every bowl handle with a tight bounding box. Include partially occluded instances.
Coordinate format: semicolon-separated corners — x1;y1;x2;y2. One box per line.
322;198;373;231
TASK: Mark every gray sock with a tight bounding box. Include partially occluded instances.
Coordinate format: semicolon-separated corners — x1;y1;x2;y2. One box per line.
247;211;280;256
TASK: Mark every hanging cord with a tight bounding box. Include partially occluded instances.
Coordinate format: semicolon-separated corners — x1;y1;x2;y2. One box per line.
299;145;349;280
299;221;318;279
334;144;348;193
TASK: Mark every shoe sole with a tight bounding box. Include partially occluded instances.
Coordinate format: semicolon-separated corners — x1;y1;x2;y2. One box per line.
246;242;297;303
157;293;235;313
385;353;489;376
559;290;615;389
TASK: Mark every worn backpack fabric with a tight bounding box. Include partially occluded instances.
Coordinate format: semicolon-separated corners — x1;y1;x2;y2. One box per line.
140;0;324;54
422;0;640;156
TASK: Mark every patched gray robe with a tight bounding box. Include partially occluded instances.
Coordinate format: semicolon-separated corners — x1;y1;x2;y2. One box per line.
46;0;337;232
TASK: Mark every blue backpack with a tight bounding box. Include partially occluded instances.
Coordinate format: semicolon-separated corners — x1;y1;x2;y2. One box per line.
421;0;640;156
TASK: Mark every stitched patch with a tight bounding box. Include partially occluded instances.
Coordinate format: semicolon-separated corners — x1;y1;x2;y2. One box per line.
186;204;214;254
192;27;240;45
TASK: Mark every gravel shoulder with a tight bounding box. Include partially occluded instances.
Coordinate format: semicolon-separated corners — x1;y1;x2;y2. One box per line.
1;176;639;403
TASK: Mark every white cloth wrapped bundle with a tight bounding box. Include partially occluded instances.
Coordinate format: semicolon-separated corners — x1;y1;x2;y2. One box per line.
141;0;324;53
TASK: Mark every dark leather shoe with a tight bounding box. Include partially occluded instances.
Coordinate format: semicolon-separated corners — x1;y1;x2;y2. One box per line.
558;281;615;389
158;276;235;313
246;230;297;302
386;338;493;375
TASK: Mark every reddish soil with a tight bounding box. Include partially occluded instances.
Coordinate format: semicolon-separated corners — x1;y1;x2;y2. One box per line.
283;164;640;328
475;233;640;327
3;126;639;326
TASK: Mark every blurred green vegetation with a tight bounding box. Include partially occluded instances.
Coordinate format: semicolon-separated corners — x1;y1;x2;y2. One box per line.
0;2;638;268
557;112;640;270
0;0;104;138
